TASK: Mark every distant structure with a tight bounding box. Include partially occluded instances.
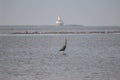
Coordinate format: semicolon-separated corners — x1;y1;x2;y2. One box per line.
56;16;64;26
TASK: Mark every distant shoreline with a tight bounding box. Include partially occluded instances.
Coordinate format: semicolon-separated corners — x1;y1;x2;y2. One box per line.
12;31;120;34
0;25;120;27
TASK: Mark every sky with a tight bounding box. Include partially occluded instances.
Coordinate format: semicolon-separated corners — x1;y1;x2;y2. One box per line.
0;0;120;26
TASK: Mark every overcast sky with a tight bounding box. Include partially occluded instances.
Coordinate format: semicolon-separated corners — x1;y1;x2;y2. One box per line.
0;0;120;26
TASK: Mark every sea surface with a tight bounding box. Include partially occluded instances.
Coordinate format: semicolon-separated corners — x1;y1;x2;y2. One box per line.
0;25;120;34
0;25;120;80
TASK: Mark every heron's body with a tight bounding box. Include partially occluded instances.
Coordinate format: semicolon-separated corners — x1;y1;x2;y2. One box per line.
59;45;66;51
59;38;67;55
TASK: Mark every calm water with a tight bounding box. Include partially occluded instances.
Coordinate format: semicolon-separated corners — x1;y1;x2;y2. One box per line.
0;25;120;34
0;25;120;80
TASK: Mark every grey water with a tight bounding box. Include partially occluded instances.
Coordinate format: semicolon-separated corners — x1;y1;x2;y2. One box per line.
0;25;120;80
0;25;120;34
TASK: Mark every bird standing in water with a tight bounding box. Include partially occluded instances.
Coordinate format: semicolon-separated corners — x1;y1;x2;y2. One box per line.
59;38;67;55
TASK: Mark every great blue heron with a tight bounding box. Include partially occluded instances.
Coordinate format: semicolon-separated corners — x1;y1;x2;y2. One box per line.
59;38;67;55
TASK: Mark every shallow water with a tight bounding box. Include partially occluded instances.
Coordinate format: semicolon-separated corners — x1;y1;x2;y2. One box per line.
0;34;120;80
0;25;120;34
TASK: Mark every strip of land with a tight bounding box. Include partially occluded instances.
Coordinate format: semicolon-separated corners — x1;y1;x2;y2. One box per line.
12;30;120;34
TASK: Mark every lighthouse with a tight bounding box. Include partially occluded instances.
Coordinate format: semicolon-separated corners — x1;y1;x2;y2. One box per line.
56;16;64;26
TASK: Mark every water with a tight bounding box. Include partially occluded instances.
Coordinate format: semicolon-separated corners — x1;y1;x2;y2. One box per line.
0;25;120;80
0;25;120;34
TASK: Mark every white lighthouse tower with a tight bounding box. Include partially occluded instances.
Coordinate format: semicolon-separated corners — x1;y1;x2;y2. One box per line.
56;16;64;26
